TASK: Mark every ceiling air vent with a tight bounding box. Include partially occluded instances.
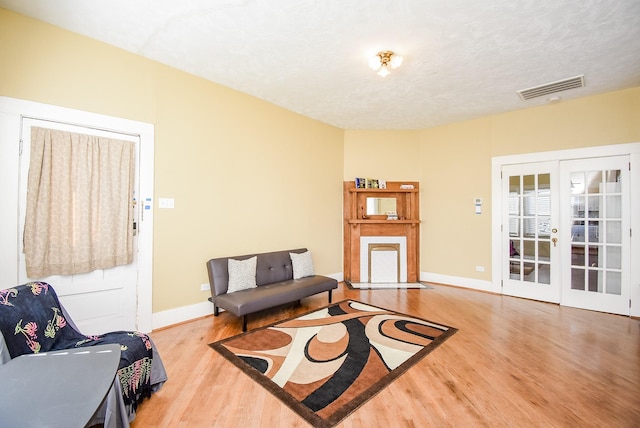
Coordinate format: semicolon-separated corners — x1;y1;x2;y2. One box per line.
517;75;584;101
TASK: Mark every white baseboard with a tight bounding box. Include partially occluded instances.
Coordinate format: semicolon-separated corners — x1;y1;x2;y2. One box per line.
151;271;344;331
151;272;496;331
152;300;214;330
421;272;497;293
327;272;344;283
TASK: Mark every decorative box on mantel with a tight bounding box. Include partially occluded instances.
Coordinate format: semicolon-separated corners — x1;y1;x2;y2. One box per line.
343;181;420;283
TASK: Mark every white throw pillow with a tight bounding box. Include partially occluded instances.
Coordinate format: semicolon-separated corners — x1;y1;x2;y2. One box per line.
227;256;257;293
290;251;314;279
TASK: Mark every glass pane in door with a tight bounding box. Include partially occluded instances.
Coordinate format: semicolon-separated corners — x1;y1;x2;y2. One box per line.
569;169;622;296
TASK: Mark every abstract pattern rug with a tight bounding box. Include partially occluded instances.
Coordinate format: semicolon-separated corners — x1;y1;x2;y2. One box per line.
210;300;457;427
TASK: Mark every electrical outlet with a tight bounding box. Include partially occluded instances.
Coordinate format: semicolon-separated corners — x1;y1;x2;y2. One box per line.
200;283;210;291
475;266;485;272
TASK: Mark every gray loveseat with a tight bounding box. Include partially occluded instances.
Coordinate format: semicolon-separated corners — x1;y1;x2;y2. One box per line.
206;248;338;331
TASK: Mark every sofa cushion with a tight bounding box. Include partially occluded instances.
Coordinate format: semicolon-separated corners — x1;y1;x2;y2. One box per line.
215;275;337;316
227;257;257;293
255;251;295;286
290;250;314;279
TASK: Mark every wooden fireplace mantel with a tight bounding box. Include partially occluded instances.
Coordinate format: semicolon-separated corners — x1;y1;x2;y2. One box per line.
343;181;420;283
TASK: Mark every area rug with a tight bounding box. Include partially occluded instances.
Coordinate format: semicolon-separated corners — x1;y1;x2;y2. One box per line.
209;300;457;427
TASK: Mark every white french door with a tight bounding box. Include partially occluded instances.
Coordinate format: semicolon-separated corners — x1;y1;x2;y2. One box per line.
560;156;630;314
501;156;631;315
502;162;561;303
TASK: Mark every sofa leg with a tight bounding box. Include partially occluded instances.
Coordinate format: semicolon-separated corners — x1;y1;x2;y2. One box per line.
328;289;333;304
214;306;219;316
242;316;247;332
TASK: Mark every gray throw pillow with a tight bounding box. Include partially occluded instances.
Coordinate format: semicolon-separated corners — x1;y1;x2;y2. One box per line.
290;251;314;279
227;256;257;293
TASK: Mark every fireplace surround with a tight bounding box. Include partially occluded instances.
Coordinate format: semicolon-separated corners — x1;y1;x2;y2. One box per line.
343;181;420;283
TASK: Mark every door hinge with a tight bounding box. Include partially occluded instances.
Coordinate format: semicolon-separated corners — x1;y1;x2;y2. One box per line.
19;138;23;155
630;299;632;308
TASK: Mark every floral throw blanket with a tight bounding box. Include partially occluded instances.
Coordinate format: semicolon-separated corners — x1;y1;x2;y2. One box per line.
0;282;153;411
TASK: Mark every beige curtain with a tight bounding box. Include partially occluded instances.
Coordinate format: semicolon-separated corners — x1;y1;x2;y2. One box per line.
24;127;136;277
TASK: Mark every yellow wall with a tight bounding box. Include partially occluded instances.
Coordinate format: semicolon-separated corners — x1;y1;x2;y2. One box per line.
0;10;156;123
344;88;639;281
491;89;640;156
3;8;639;313
419;88;640;280
0;9;344;313
343;130;421;181
419;118;493;279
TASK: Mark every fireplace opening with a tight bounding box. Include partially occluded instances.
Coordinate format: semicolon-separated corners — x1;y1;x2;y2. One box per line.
360;236;407;283
368;244;400;283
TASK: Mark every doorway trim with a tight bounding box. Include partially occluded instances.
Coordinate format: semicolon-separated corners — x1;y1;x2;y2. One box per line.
0;96;155;332
491;142;640;317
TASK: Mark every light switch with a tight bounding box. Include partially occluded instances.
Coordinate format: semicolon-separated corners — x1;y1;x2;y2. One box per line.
474;197;482;214
158;198;174;209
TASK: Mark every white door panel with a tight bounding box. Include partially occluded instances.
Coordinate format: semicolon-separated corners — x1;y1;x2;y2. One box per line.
61;289;123;333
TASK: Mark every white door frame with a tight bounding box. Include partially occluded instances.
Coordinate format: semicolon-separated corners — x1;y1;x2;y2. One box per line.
0;97;154;332
491;143;640;317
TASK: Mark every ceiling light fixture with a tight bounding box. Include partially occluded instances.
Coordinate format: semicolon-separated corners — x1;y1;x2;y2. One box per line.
369;50;403;77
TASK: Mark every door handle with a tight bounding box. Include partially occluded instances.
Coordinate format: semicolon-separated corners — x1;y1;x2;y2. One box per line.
552;237;558;247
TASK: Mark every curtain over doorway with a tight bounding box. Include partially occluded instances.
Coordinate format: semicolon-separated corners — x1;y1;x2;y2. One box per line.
24;127;136;278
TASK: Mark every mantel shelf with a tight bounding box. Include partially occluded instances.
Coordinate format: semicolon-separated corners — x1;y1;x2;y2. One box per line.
348;219;420;224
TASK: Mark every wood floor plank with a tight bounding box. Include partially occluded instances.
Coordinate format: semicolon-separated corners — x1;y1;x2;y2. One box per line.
132;283;640;427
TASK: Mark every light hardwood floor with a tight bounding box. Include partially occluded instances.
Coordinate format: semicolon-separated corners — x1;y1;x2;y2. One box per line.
132;283;640;427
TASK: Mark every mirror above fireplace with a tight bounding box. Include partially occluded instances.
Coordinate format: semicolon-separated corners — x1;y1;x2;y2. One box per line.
366;197;396;215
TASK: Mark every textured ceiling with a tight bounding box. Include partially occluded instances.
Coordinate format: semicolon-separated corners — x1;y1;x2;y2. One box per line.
2;0;640;130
